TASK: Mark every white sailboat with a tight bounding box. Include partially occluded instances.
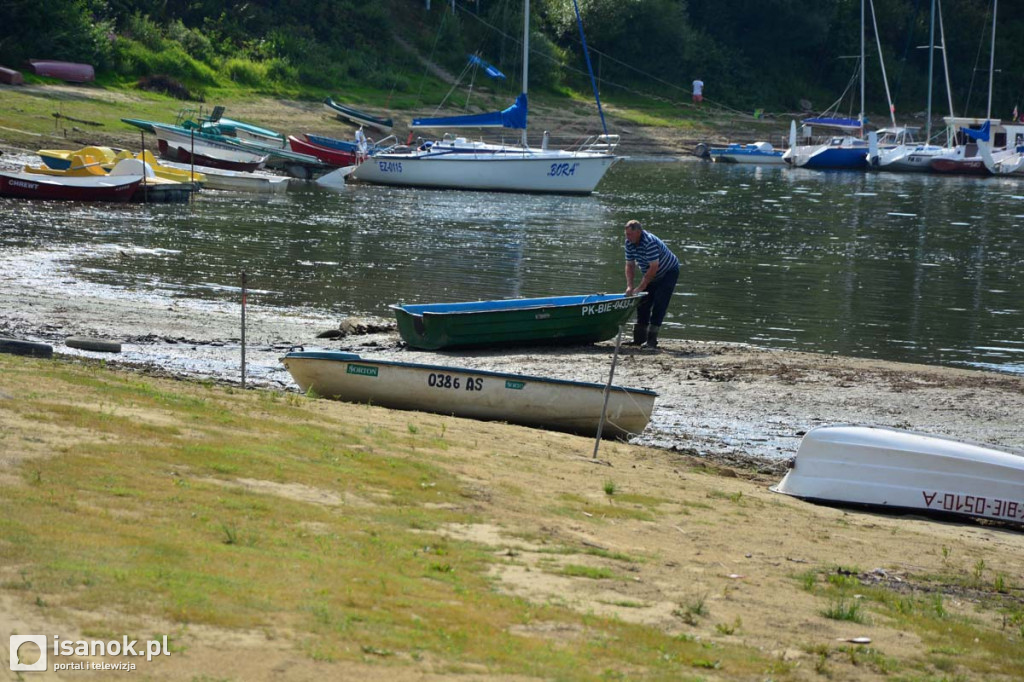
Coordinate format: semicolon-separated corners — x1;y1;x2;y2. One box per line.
870;0;958;171
352;0;619;195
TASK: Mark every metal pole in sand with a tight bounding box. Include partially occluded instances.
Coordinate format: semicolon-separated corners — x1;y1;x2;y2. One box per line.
240;272;247;389
593;325;624;459
140;131;148;203
190;127;196;203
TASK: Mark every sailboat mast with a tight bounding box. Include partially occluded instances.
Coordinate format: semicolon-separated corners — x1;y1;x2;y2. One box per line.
938;0;956;145
522;0;530;146
860;0;865;133
986;0;997;120
926;0;936;141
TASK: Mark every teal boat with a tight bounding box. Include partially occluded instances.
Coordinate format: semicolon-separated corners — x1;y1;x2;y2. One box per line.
391;293;645;351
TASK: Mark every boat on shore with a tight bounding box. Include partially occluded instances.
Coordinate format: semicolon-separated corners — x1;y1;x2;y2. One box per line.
287;134;363;167
25;59;94;83
773;425;1024;526
0;66;24;85
281;351;656;439
392;293;645;350
152;123;270;172
323;97;393;133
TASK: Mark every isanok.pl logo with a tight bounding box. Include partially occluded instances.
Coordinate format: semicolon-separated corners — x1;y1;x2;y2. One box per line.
9;635;47;671
10;634;170;672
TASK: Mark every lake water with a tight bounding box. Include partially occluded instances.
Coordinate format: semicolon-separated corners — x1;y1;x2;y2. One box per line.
2;158;1022;375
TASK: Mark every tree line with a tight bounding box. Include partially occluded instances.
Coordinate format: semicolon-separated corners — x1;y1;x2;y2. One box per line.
2;0;1022;119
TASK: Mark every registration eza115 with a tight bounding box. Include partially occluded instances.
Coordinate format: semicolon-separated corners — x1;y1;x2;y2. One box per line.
427;372;483;391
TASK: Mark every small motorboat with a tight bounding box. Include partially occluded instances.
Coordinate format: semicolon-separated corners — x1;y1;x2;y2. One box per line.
708;142;785;165
773;425;1024;526
281;351;656;439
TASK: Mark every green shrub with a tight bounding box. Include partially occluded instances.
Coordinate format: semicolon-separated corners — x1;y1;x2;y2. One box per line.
113;38;218;87
223;58;267;87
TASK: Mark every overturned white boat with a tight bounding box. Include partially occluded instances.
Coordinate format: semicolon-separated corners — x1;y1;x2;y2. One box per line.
773;425;1024;526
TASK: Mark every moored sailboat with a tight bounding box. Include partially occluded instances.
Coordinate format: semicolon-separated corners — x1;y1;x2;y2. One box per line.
351;0;618;195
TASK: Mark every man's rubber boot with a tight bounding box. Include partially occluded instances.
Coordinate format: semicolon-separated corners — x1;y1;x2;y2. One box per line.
646;325;661;349
629;324;648;346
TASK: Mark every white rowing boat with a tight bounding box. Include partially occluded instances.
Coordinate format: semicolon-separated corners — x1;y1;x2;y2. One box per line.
160;160;289;194
281;351;656;439
773;425;1024;525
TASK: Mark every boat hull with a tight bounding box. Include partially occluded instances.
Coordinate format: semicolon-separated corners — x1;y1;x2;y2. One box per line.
709;144;785;165
288;135;360;167
281;352;656;439
930;158;988;175
160;160;288;193
158;139;265;173
0;172;140;202
773;425;1024;525
323;97;393;133
354;152;617;194
26;59;94;83
392;294;644;350
0;66;24;85
799;146;868;170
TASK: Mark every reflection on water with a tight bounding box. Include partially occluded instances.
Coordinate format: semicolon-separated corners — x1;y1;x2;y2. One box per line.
1;160;1021;374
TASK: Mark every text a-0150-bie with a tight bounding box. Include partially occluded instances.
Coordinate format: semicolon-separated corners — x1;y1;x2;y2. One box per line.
923;491;1024;521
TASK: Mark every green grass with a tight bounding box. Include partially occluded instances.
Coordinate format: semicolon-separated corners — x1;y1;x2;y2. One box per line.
0;354;774;679
793;563;1024;680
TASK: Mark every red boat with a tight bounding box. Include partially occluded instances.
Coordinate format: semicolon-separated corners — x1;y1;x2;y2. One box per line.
25;60;95;83
0;171;139;202
287;134;363;167
0;66;24;85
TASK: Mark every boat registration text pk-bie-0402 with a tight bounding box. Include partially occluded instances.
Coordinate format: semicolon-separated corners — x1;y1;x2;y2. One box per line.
581;298;635;316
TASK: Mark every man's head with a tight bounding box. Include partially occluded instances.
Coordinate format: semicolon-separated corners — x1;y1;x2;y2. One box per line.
625;219;643;244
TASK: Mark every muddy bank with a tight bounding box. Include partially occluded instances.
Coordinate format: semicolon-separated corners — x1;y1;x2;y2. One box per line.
0;83;780;160
2;247;1022;474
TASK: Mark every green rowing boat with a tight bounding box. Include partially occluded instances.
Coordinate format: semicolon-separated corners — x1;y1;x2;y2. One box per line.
391;293;644;351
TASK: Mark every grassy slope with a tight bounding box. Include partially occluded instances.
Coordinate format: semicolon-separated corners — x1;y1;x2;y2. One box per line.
1;352;1022;680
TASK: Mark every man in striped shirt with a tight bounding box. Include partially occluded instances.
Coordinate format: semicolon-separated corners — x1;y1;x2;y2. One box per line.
624;219;680;349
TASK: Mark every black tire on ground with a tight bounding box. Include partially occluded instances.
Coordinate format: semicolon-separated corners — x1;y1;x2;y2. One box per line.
694;143;709;159
65;336;122;353
0;337;54;358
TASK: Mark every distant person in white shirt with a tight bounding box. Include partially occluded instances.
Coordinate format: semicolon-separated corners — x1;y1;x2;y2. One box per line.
692;78;704;104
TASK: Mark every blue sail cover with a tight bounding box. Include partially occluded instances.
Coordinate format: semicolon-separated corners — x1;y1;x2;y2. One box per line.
804;116;864;130
468;55;506;80
411;93;528;129
962;120;991;142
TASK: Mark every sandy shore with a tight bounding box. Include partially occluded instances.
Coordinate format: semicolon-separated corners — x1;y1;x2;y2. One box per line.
2;244;1022;474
